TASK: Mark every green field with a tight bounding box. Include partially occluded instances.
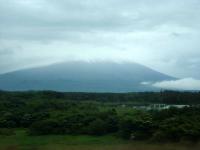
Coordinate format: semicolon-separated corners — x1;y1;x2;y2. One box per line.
0;130;199;150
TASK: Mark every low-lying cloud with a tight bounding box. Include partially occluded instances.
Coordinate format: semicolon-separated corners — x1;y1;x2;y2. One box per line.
152;78;200;90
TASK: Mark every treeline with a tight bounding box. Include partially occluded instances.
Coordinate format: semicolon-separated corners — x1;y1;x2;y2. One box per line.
29;106;200;142
1;90;200;104
0;91;200;142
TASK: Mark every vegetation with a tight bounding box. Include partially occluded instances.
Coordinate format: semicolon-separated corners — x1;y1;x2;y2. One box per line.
0;130;200;150
0;91;200;149
1;90;200;104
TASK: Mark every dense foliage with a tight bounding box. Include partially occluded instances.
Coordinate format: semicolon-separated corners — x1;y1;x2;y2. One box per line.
1;90;200;104
0;91;200;142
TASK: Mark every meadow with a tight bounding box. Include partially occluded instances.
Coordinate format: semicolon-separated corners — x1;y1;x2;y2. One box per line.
0;130;200;150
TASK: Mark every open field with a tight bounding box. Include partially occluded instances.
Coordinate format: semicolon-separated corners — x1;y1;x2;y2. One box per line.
0;130;200;150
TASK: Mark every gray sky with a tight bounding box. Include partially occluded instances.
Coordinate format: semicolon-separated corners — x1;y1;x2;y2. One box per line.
1;0;200;79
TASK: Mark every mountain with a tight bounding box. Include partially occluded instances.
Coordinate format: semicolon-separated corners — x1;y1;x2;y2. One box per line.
0;61;175;92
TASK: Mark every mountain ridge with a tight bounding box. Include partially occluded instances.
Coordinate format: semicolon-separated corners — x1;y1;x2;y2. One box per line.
0;61;175;92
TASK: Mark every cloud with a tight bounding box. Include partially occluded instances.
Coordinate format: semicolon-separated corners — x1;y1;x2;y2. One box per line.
0;48;14;55
152;78;200;90
0;0;200;78
141;81;152;85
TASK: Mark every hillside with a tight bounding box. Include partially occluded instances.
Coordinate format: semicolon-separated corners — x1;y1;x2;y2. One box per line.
0;61;174;92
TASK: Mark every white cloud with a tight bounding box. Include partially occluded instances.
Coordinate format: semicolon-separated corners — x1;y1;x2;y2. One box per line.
0;0;200;78
152;78;200;90
141;81;152;85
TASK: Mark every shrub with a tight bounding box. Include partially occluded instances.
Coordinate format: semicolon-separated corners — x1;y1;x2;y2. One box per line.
0;128;15;136
86;119;107;135
29;119;65;135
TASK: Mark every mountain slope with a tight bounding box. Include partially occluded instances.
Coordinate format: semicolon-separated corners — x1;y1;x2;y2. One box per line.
0;61;175;92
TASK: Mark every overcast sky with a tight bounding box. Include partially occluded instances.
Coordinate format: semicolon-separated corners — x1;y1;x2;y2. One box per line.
1;0;200;79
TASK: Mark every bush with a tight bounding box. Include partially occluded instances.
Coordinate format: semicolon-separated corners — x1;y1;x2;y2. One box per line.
152;117;200;142
86;119;108;135
29;119;65;135
119;118;133;139
0;128;15;136
118;110;155;140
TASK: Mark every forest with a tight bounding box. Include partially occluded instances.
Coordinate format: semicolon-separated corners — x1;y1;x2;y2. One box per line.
0;90;200;144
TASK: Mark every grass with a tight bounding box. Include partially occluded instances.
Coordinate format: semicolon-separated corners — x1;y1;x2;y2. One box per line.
0;129;200;150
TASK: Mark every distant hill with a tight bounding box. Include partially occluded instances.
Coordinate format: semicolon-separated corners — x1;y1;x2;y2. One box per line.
0;61;175;92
